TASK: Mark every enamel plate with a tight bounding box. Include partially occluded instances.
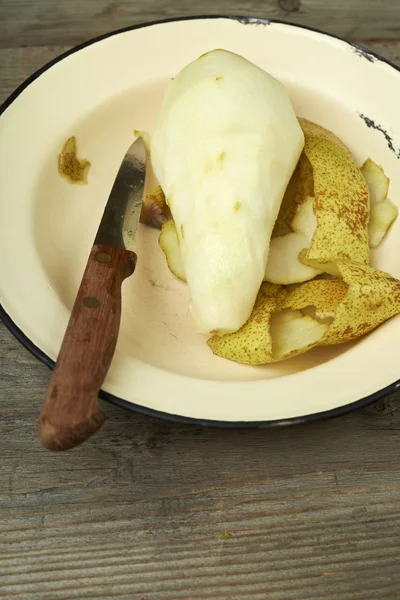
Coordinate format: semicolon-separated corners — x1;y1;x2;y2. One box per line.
1;17;400;425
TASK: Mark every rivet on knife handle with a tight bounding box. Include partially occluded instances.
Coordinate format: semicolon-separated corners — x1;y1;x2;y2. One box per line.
38;244;136;450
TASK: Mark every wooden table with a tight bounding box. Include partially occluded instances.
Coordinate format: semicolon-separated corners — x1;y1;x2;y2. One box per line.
1;2;400;598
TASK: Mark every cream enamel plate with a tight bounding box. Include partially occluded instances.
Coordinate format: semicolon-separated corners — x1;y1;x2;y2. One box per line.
1;16;400;425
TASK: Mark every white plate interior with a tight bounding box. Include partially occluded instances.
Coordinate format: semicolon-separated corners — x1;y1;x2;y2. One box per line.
1;18;400;421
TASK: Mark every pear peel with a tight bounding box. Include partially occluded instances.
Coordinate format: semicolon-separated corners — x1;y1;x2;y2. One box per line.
159;220;186;281
369;199;398;248
209;262;400;365
298;118;370;270
264;231;322;284
207;284;285;365
273;153;314;237
290;196;317;240
361;158;390;204
208;284;329;364
270;309;329;360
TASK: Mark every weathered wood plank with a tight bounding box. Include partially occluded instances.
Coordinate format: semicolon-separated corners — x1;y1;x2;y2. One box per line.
0;0;400;48
1;318;400;599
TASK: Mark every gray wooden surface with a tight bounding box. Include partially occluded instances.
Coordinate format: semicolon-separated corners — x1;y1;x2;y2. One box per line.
1;1;400;599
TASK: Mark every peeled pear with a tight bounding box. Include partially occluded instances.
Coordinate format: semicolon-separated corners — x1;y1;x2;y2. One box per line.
264;231;322;284
361;158;390;204
151;49;304;334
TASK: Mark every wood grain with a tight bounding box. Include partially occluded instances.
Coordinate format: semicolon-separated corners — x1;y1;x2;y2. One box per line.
1;0;400;48
1;1;400;598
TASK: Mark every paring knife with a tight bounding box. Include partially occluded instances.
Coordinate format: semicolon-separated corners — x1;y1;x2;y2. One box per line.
39;137;146;451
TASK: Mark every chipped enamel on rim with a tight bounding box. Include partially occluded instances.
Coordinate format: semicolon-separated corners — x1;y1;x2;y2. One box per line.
1;17;400;424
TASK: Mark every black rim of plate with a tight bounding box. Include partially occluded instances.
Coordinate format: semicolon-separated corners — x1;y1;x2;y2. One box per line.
1;15;399;428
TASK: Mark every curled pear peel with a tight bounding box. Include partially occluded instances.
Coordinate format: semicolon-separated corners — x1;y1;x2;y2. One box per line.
207;284;286;365
207;284;327;364
361;157;398;248
273;154;314;237
209;260;400;365
298;119;370;272
134;130;171;228
159;219;186;281
361;158;390;204
368;199;398;248
322;260;400;345
264;231;322;284
291;196;317;240
282;279;348;325
270;309;328;360
141;186;170;229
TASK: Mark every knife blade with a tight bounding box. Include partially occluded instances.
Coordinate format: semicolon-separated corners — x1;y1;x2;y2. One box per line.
39;137;147;451
95;137;146;251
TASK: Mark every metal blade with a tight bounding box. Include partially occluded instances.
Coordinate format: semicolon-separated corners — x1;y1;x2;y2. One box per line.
94;137;146;251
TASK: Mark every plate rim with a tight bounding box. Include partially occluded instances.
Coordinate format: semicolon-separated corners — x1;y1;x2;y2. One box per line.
1;14;399;427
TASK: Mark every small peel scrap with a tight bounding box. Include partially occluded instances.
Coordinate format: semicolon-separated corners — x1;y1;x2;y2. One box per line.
142;185;171;229
58;136;90;184
135;130;171;228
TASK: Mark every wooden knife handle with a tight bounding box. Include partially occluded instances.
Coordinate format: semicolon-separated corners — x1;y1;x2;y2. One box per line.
39;244;137;451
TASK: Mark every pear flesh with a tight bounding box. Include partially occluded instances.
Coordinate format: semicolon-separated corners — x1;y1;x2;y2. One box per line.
151;49;304;334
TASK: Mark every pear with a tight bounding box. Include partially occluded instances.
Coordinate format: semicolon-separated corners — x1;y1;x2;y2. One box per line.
151;49;304;334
